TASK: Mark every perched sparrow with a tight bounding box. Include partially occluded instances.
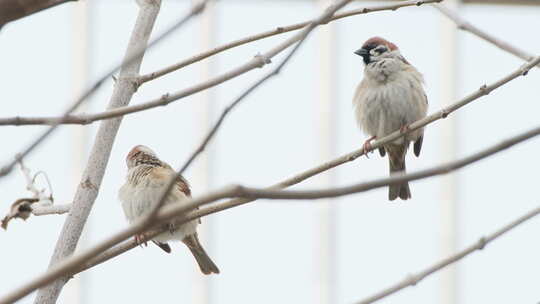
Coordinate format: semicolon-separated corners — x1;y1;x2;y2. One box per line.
352;37;428;201
118;145;219;275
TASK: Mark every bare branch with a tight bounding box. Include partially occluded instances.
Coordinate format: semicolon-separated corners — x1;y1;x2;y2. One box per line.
31;204;70;216
0;0;442;127
32;1;163;303
354;205;540;304
0;161;57;228
433;3;538;64
231;125;540;200
18;162;53;202
138;0;443;84
0;0;76;28
0;200;67;229
0;0;208;179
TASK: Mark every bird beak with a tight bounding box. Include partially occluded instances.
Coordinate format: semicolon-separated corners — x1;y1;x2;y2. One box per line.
354;48;368;57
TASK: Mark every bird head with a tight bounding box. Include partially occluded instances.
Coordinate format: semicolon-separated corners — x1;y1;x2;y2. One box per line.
126;145;158;169
354;36;400;65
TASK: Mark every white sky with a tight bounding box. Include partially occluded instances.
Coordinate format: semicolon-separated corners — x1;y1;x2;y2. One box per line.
1;1;540;304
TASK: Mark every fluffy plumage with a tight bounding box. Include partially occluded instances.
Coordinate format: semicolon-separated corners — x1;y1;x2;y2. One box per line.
119;145;219;274
353;37;428;200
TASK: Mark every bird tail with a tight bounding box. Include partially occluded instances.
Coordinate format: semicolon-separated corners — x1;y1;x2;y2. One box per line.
182;234;220;275
387;144;411;201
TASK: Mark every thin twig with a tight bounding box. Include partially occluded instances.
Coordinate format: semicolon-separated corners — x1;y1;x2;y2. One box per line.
31;204;71;216
433;4;538;64
0;0;208;179
232;125;540;200
18;161;52;203
138;0;443;84
0;162;57;228
354;205;540;304
0;0;442;127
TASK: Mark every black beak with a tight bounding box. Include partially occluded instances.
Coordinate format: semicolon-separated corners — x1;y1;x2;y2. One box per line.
354;48;368;57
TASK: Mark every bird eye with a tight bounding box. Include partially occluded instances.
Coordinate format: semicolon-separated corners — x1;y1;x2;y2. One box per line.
374;46;387;54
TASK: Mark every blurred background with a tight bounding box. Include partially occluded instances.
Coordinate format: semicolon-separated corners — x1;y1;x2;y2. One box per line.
1;0;540;303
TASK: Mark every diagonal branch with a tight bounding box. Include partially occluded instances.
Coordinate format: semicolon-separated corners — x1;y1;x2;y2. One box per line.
433;3;538;65
137;0;443;84
0;0;442;127
354;204;540;304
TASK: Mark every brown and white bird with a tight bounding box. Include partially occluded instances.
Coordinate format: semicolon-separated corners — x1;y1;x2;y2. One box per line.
118;145;219;275
352;37;428;201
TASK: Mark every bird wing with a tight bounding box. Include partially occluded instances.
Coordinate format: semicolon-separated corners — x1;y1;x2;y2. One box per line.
165;165;201;224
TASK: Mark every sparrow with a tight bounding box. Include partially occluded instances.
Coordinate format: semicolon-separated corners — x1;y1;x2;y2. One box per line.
352;37;428;201
118;145;219;275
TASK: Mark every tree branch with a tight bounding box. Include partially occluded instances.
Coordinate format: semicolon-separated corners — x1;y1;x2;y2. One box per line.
354;204;540;304
0;162;57;229
31;204;70;216
0;0;76;28
433;3;538;65
137;0;443;84
32;1;162;303
0;0;442;127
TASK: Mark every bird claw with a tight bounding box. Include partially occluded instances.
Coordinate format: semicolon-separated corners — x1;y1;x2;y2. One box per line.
134;234;148;248
168;223;176;234
400;124;410;133
362;136;377;158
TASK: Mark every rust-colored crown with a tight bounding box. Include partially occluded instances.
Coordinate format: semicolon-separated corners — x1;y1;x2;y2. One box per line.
362;36;398;51
125;145;160;169
127;145;156;161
